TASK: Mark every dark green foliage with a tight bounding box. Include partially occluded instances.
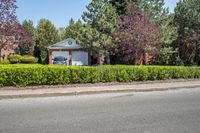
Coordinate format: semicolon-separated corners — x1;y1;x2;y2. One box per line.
110;0;141;16
0;65;200;87
174;0;200;65
80;0;119;56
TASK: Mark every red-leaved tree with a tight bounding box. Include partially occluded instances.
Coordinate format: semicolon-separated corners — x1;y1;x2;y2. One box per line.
113;5;160;65
0;0;33;60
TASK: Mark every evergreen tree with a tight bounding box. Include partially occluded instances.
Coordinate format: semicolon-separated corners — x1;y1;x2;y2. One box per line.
64;20;83;39
157;15;178;65
69;18;75;26
110;0;141;16
22;20;36;37
139;0;169;24
110;0;168;23
36;19;59;64
81;0;119;56
57;27;65;41
174;0;200;65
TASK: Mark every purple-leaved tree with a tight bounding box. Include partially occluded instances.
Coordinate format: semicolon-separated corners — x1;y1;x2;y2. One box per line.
0;0;33;60
113;5;160;65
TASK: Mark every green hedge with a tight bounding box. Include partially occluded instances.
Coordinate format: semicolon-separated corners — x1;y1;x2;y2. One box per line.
0;65;200;87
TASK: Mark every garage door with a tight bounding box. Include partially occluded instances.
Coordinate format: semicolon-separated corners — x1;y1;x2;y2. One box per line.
52;51;69;65
72;51;88;66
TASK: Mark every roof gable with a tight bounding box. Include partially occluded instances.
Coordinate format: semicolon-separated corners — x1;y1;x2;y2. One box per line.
48;38;82;49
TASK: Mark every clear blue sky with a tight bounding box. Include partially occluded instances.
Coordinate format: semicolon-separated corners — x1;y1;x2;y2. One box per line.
16;0;179;28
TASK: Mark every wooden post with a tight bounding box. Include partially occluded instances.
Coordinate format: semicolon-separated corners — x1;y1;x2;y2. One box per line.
49;49;53;64
88;50;91;66
69;50;72;65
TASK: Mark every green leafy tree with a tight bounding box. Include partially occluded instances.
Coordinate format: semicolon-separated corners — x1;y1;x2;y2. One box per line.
174;0;200;65
36;19;59;64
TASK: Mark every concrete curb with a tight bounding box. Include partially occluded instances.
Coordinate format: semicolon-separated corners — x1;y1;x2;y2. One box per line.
1;84;200;100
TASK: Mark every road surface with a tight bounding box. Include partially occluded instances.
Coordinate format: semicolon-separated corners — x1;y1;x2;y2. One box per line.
1;88;200;133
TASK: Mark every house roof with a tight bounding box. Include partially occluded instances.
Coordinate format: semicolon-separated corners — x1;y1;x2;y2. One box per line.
48;38;83;50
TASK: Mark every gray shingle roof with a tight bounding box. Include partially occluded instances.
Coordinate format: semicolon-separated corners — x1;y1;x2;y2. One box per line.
48;38;83;50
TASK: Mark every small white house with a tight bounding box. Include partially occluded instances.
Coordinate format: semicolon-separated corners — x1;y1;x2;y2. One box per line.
48;38;89;66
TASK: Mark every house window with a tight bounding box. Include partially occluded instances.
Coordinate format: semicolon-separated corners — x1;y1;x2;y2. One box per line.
68;40;73;45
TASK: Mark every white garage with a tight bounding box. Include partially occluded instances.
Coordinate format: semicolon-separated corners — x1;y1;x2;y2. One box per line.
72;51;88;66
48;38;89;66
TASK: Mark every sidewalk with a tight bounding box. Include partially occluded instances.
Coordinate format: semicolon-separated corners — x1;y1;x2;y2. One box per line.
1;79;200;99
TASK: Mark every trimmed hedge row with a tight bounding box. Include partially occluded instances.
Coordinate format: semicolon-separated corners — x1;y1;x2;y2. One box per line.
0;65;200;87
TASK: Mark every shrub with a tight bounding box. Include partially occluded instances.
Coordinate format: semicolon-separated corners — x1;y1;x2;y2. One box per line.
0;59;10;64
8;54;23;64
8;54;38;64
0;65;200;87
20;55;38;64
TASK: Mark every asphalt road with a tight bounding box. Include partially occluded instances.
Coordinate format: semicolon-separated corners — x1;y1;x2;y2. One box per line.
1;89;200;133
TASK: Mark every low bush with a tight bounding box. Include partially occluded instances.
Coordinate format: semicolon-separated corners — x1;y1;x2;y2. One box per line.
0;65;200;87
20;55;38;64
0;59;10;64
8;55;38;64
8;54;22;64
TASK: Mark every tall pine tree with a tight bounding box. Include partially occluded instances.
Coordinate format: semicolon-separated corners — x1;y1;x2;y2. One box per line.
81;0;119;57
174;0;200;65
110;0;141;16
